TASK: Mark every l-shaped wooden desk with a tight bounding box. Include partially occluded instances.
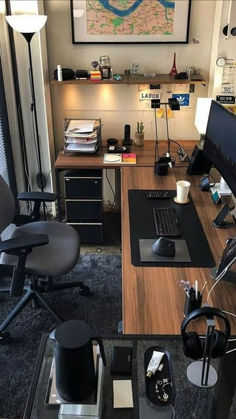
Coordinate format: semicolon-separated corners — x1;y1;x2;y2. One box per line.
55;141;236;335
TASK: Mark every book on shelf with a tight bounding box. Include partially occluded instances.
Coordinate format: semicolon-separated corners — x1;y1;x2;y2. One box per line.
103;153;136;164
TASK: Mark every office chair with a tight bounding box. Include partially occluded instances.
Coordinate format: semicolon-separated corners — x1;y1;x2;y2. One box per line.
0;175;89;342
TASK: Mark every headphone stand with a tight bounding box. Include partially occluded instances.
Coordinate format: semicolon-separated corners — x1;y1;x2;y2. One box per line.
187;317;217;388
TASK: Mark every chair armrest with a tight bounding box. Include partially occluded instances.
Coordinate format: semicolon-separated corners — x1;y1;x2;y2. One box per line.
17;192;57;202
0;234;49;254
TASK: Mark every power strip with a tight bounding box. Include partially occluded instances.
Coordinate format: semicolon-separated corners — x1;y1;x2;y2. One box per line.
178;146;189;162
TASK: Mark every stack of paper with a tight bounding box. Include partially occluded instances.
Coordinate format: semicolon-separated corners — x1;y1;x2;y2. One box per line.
64;119;101;153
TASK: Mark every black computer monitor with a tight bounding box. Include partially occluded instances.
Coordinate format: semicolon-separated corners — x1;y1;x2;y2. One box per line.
203;100;236;197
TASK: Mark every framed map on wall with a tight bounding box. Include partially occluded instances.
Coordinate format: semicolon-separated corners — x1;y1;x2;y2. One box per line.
70;0;191;44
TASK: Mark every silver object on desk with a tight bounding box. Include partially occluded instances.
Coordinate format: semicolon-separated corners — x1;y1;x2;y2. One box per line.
58;357;104;418
139;239;191;263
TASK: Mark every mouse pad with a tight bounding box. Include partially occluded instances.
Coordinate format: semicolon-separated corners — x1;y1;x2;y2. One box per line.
139;239;191;263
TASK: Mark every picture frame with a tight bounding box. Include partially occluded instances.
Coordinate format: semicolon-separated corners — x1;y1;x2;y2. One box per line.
70;0;191;44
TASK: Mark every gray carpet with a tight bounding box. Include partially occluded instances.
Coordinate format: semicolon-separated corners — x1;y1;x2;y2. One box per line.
0;253;122;418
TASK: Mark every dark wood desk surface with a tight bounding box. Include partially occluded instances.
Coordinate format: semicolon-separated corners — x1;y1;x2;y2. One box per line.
54;142;236;335
54;140;192;169
121;166;236;334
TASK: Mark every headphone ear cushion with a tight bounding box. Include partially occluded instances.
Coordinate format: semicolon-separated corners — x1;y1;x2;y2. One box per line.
211;330;227;358
183;331;203;360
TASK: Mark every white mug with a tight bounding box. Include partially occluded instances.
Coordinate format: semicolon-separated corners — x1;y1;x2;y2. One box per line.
176;180;190;203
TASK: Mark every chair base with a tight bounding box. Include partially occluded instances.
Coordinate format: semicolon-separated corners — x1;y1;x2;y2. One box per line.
37;277;90;295
0;285;61;341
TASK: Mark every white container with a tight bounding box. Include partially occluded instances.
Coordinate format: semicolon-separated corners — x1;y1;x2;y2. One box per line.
57;64;63;81
176;180;190;203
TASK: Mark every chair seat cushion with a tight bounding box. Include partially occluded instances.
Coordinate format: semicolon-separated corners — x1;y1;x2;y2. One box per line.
1;221;80;277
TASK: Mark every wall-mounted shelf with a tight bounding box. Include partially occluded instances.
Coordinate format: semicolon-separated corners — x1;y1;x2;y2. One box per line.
51;74;207;86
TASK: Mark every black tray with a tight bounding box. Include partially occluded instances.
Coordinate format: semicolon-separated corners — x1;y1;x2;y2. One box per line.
144;346;175;407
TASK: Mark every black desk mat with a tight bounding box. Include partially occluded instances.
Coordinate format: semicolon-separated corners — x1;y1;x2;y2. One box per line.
128;189;215;267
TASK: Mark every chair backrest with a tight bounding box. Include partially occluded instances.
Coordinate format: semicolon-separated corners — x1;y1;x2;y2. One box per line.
0;175;15;234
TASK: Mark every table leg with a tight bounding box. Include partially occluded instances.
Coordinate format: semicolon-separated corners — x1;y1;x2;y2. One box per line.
55;168;62;221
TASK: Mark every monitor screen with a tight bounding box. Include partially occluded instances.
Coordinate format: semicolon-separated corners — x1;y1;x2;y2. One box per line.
203;100;236;197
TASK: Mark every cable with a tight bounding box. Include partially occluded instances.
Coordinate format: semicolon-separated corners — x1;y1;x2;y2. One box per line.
207;255;236;303
154;107;159;162
169;138;182;148
226;348;236;354
105;169;116;206
223;310;236;318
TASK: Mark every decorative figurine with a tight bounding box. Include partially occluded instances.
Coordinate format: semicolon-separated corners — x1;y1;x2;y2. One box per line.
169;53;178;78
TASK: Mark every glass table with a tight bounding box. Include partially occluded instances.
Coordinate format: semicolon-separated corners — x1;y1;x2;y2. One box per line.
23;334;236;419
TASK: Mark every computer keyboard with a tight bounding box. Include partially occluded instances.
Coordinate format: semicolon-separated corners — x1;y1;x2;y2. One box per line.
153;207;180;237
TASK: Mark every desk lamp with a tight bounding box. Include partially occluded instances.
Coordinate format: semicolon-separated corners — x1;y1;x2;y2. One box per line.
152;98;180;175
6;14;47;191
194;98;212;148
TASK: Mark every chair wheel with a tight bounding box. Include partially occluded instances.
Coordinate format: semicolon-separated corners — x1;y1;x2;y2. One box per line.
79;285;90;296
0;331;11;344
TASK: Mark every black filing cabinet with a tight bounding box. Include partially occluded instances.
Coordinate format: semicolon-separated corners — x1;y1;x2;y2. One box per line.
64;170;103;243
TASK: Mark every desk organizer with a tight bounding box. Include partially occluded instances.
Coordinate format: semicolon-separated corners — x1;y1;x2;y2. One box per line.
64;118;102;155
144;346;175;407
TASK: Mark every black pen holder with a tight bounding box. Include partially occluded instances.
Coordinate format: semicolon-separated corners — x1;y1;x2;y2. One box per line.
154;157;170;176
184;291;202;316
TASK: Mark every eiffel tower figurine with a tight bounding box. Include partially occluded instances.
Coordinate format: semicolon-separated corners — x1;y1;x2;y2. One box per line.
169;52;178;78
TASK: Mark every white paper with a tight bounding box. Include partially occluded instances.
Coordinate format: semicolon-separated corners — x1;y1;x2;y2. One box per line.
65;143;96;152
66;119;99;134
113;380;134;408
103;153;122;163
65;137;97;144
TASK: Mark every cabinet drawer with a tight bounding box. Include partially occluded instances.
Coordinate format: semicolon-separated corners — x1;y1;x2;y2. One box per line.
64;177;102;199
68;223;103;243
66;200;102;222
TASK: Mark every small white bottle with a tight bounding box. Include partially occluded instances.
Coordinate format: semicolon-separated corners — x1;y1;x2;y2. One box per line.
57;64;63;81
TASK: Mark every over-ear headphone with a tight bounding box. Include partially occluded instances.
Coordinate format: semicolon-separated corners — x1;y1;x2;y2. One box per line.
181;306;230;360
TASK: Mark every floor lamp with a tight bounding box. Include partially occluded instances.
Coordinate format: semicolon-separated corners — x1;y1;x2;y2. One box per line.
6;14;47;192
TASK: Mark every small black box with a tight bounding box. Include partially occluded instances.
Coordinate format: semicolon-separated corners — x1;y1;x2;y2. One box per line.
75;69;89;79
110;346;132;375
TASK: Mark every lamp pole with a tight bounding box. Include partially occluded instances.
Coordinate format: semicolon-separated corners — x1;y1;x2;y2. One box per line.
24;33;45;192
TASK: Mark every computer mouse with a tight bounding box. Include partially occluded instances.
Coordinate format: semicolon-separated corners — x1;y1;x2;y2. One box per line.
152;237;176;257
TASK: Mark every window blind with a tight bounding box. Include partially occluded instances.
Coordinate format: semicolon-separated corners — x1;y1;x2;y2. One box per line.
0;54;16;196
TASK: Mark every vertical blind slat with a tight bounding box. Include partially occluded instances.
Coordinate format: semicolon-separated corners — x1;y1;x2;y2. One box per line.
0;54;16;196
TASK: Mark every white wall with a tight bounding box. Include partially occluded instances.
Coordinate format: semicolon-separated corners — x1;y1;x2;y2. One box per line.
45;0;216;148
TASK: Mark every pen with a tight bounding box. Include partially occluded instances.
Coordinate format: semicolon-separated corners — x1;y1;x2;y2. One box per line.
200;281;207;296
195;280;198;300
